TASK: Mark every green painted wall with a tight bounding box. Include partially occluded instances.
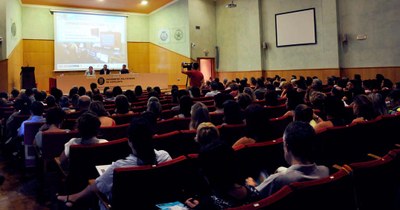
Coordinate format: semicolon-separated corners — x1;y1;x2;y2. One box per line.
22;6;54;40
22;5;149;42
6;0;22;57
127;14;149;42
0;0;6;60
261;0;339;70
189;0;217;60
216;0;263;71
338;0;400;68
149;0;190;57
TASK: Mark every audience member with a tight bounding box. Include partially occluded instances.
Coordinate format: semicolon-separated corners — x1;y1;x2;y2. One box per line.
58;112;108;171
189;102;210;130
351;94;378;123
222;100;244;125
233;104;270;147
248;121;329;198
34;107;68;150
185;142;260;209
175;95;193;118
195;122;220;148
17;101;45;137
57;116;171;209
89;101;116;127
113;95;133;115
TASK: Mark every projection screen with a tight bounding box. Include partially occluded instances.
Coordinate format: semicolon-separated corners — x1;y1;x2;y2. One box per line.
54;11;127;71
275;8;317;47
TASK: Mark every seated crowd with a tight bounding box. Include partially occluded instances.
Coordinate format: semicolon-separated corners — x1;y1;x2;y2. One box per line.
0;73;399;209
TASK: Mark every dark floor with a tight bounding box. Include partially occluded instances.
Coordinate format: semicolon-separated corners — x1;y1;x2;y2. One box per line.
0;152;59;210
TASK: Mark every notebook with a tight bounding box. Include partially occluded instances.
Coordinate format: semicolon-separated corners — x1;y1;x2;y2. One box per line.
95;164;111;176
155;201;187;210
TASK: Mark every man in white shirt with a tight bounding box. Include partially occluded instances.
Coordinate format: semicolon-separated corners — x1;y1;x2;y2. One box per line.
84;66;95;76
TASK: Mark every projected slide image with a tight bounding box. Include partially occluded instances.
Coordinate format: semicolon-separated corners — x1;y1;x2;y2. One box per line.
54;12;127;71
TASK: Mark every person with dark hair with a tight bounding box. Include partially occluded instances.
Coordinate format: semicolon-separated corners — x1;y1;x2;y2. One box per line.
190;86;201;98
233;104;270;147
124;89;137;103
0;92;10;106
10;88;20;100
17;101;45;137
120;64;129;74
113;95;132;115
99;64;110;75
89;101;116;127
34;107;68;150
293;104;318;127
58;112;108;170
250;121;329;198
134;85;143;97
205;82;220;97
5;95;32;147
264;90;279;106
90;83;97;92
171;89;190;112
351;94;378;123
45;95;57;109
153;86;161;96
237;93;253;111
78;86;86;96
210;93;225;114
185;142;260;209
181;62;204;88
175;95;193;118
68;87;79;99
57;116;171;209
92;94;104;103
222;100;244;125
112;86;123;97
387;89;400;114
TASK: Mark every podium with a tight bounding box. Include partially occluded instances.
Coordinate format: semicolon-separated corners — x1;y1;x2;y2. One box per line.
20;67;36;89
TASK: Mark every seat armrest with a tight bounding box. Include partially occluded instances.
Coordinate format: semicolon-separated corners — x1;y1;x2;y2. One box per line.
91;180;112;210
54;157;68;177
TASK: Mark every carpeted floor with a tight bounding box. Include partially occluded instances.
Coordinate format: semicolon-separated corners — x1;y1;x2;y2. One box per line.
0;153;58;210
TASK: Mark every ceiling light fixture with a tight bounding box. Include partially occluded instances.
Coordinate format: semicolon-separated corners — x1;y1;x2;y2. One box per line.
141;0;148;5
225;0;237;8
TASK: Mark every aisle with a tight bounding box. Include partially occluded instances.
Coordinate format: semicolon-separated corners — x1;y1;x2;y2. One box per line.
0;154;51;210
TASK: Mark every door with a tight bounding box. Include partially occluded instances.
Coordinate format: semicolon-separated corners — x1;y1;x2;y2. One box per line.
197;57;216;83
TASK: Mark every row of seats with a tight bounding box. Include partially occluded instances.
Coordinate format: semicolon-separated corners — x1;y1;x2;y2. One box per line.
228;148;400;210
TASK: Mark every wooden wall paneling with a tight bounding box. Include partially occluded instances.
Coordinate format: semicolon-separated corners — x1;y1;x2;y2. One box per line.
23;40;54;92
8;41;24;92
0;59;8;92
149;43;190;86
341;67;400;84
128;42;149;73
216;71;264;82
266;69;340;84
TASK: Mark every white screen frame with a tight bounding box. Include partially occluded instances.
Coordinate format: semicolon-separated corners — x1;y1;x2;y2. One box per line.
53;11;128;72
275;8;317;47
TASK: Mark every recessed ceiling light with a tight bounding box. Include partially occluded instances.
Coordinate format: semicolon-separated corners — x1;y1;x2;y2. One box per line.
141;0;148;5
97;0;104;2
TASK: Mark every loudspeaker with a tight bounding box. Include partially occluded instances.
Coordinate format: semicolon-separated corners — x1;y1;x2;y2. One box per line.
20;66;36;89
